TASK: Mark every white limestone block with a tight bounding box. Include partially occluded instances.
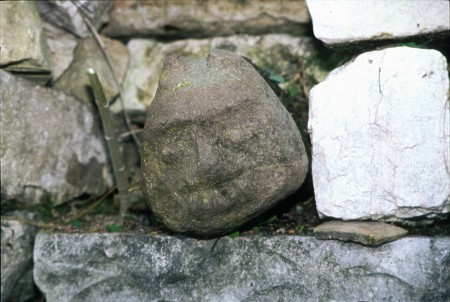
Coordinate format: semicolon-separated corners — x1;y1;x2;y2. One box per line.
308;47;450;222
306;0;450;45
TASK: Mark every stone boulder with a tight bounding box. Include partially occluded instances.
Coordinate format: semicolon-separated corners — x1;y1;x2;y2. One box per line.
33;232;450;301
141;49;308;236
0;1;51;83
102;0;310;38
306;0;450;45
42;21;79;81
54;35;129;104
36;0;114;38
308;47;450;223
1;215;38;302
1;71;113;207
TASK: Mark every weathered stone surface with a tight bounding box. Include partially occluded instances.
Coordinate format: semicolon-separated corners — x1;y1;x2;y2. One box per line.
141;49;308;236
306;0;450;45
43;21;79;80
1;215;38;302
308;47;450;222
34;232;450;302
110;34;315;120
102;0;310;38
0;71;113;207
36;0;114;38
0;1;51;77
314;221;408;246
54;35;128;104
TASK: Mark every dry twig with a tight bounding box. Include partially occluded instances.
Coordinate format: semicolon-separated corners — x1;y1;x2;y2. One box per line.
87;68;130;223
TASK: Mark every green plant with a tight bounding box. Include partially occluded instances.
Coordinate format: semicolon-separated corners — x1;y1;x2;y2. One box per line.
229;231;240;239
297;225;306;234
287;85;299;99
395;41;428;49
265;69;285;83
68;219;84;228
106;224;122;232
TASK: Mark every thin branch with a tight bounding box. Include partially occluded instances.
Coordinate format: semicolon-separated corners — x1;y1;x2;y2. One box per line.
118;128;144;141
298;58;310;99
0;217;58;229
65;186;116;222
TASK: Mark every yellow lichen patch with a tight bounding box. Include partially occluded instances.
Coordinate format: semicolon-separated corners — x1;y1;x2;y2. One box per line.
174;81;191;91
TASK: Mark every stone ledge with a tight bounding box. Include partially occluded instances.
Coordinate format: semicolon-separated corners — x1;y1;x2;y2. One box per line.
314;221;408;246
34;232;449;301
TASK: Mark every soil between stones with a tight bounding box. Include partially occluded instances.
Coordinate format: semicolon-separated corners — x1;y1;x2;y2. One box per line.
12;189;448;239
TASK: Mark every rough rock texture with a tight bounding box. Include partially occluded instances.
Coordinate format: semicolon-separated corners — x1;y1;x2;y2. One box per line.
110;34;314;120
308;47;450;222
314;221;408;246
43;21;79;80
141;49;308;236
36;0;114;38
1;215;38;302
102;0;310;38
0;1;51;77
54;35;129;104
34;232;450;302
306;0;450;45
0;71;113;207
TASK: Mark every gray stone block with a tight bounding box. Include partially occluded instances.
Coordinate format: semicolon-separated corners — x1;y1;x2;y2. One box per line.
102;0;310;38
33;232;450;302
1;71;113;207
1;216;38;302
